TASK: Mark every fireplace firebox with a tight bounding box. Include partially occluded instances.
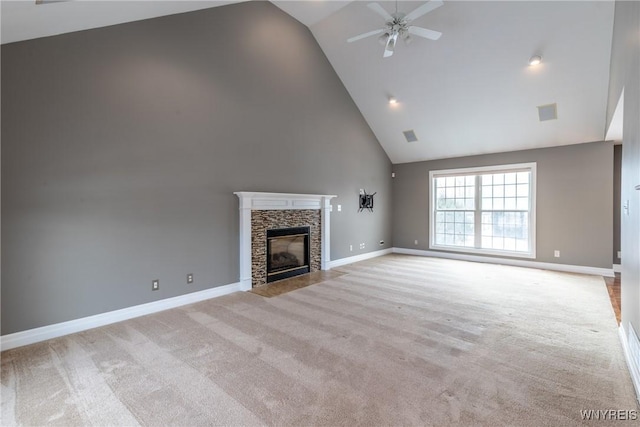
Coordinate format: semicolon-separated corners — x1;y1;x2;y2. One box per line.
266;226;310;283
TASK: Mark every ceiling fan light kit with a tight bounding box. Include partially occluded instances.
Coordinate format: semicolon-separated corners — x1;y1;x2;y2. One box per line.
347;0;443;58
529;55;542;66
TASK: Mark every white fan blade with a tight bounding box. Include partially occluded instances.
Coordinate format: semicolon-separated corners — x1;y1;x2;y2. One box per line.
367;2;393;21
408;26;442;40
383;32;398;58
347;28;385;43
404;0;443;22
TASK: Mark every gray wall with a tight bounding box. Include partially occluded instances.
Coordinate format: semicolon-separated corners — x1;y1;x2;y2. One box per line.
1;2;392;335
606;0;640;337
614;144;622;265
392;142;613;268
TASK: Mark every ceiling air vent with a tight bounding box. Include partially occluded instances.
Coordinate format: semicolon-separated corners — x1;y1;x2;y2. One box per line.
403;129;418;142
537;103;558;121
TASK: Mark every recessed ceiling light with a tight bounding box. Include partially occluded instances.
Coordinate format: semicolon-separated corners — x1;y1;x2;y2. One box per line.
389;97;398;105
529;55;542;66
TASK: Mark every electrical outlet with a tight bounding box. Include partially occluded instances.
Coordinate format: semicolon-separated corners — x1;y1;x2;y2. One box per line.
350;244;353;252
337;205;342;212
414;240;418;245
554;250;560;258
187;273;194;284
359;243;365;249
618;251;621;259
152;279;159;291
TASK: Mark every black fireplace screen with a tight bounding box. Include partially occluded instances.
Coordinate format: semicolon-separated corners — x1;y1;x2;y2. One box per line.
266;226;310;283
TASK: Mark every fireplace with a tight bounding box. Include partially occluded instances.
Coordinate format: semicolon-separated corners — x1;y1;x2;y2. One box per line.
266;226;310;283
234;192;336;289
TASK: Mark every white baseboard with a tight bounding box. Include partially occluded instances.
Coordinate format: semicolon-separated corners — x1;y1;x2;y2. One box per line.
327;248;393;269
392;247;615;277
0;249;614;352
0;281;249;352
613;263;622;273
619;323;640;405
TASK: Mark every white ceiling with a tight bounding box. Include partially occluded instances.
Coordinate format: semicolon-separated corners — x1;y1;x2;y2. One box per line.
0;1;247;44
270;0;351;26
1;0;616;163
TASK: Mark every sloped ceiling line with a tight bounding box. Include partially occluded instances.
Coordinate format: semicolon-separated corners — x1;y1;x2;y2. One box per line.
1;0;616;163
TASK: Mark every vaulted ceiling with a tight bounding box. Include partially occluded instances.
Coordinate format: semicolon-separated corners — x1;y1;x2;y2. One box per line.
1;0;617;163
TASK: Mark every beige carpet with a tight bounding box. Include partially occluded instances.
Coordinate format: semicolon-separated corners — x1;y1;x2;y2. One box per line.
1;254;637;426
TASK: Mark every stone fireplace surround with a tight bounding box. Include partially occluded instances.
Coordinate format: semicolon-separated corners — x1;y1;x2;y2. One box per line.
234;192;336;289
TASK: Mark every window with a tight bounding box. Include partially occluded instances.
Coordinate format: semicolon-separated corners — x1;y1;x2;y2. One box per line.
429;163;536;258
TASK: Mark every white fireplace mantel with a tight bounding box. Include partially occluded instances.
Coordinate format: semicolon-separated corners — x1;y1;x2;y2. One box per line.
234;192;337;290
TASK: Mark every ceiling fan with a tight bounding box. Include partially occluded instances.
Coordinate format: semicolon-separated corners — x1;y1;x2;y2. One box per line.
347;1;443;58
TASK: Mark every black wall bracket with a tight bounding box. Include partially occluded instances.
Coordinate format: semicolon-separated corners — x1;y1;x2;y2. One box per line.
358;190;376;212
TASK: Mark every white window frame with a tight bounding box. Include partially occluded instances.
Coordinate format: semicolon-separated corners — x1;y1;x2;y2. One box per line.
429;162;537;259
